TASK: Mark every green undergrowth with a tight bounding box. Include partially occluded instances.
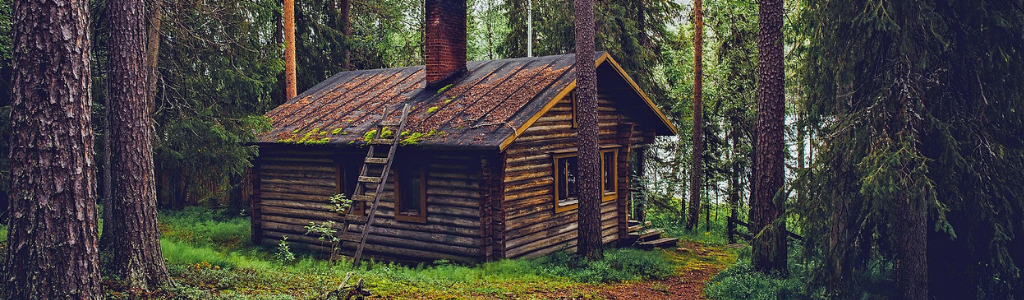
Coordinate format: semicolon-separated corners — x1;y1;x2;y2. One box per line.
148;207;681;299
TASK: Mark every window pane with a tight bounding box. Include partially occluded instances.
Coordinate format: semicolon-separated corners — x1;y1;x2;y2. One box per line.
399;170;422;215
603;152;615;194
557;156;579;205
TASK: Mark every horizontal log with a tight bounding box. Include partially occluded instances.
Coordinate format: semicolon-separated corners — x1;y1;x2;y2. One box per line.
426;178;477;190
369;215;481;237
262;191;332;202
262;182;336;196
375;200;480;219
261;163;335;173
428;195;480;209
259;156;335;164
261;199;332;211
505;211;577;240
262;177;335;188
262;205;340;221
506;229;576;258
504;186;550;203
261;170;336;180
506;221;578;250
505;177;553;194
263;214;338;228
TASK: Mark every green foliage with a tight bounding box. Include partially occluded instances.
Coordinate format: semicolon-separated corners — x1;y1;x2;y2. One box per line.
153;0;282;207
533;248;674;283
705;263;806;300
362;129;377;143
426;106;439;114
794;0;1024;297
328;194;352;215
275;237;296;263
500;0;681;104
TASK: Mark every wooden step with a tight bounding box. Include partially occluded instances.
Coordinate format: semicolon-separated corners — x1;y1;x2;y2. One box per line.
350;194;377;202
629;229;664;241
639;237;679;249
358;176;381;184
380;120;400;127
628;220;641;226
364;157;387;164
628;225;643;233
370;138;395;145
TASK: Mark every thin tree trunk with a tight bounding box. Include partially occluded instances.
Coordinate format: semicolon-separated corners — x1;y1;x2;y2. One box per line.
752;0;787;275
727;125;739;243
340;0;351;70
284;0;297;99
146;0;162;107
686;0;704;231
101;0;170;289
3;0;103;296
574;0;603;261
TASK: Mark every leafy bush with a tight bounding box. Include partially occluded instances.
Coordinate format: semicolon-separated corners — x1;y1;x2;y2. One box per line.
704;263;806;300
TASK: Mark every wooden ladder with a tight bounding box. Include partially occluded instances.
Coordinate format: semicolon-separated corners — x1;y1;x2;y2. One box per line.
339;104;411;268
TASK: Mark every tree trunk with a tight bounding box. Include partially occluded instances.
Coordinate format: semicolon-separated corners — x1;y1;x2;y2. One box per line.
727;125;739;243
100;0;170;290
146;0;162;107
574;0;603;261
686;0;704;232
284;0;297;99
752;0;787;275
340;0;351;70
3;0;103;296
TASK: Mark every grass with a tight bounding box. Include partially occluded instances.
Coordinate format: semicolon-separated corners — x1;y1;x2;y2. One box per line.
0;206;735;299
151;207;682;299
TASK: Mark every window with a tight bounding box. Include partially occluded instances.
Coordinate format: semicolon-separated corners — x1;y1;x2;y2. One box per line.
601;149;618;201
337;161;363;214
394;165;427;223
553;153;579;212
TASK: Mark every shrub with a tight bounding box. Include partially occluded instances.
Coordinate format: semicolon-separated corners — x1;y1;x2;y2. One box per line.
704;263;806;300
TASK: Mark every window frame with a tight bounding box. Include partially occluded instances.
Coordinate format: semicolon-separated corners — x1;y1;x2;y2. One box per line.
336;161;364;215
600;149;618;202
552;153;580;213
393;166;428;223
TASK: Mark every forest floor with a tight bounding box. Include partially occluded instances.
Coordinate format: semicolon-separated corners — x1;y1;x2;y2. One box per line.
533;241;736;300
0;208;740;299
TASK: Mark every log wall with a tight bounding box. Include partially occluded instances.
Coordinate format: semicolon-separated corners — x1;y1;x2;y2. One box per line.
252;147;485;263
500;91;654;259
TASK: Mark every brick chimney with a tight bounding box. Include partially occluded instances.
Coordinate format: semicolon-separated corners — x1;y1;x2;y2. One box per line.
424;0;467;88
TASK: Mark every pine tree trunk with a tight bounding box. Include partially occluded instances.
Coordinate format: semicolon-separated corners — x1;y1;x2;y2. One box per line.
574;0;603;261
752;0;787;275
727;126;739;243
146;0;162;106
101;0;170;290
340;0;351;70
3;0;103;297
284;0;297;99
686;0;704;232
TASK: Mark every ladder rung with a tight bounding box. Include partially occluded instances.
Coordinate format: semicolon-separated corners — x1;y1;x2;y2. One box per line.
339;233;362;243
370;138;395;145
380;121;400;127
346;215;368;224
351;194;376;202
364;157;387;164
358;176;381;184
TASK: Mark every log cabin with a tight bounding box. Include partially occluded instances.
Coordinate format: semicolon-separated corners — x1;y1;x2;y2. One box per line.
249;0;677;263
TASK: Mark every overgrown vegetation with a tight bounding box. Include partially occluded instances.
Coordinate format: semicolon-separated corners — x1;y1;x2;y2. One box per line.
53;207;698;298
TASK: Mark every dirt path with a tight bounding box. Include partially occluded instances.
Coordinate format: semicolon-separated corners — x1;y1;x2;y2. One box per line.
536;241;738;300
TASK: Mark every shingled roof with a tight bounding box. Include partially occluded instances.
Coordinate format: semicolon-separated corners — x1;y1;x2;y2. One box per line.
259;52;676;151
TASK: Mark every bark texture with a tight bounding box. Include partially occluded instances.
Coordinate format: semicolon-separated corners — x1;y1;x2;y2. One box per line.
752;0;787;275
574;0;603;260
340;0;351;70
2;0;103;297
284;0;297;99
686;0;704;231
101;0;170;289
